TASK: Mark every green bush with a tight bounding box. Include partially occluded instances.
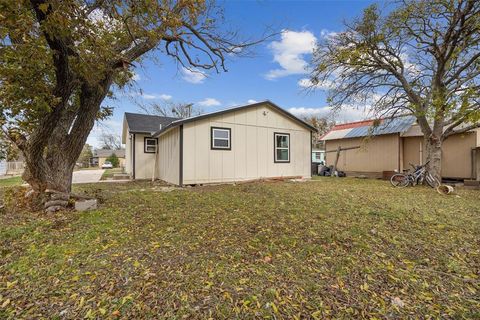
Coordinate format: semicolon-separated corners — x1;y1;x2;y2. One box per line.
106;153;119;168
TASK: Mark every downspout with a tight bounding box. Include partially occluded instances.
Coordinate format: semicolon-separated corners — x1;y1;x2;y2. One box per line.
152;136;158;182
310;131;313;177
398;133;401;172
132;133;136;180
179;125;183;186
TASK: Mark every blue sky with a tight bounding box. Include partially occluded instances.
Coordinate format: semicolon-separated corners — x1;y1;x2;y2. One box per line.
87;0;377;147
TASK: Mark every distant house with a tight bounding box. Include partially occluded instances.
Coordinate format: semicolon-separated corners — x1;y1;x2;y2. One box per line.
312;149;325;164
321;116;480;180
91;149;126;168
122;101;317;185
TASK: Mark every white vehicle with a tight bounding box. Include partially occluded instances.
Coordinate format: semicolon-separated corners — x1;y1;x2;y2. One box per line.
101;161;113;169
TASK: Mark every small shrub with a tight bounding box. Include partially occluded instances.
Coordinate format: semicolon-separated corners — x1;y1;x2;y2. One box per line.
106;153;119;168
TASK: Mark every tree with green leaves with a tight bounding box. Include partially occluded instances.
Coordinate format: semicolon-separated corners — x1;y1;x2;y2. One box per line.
0;0;267;209
77;144;93;167
302;115;334;149
307;0;480;180
106;153;119;168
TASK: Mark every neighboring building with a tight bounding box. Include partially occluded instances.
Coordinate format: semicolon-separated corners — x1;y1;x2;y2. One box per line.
321;116;480;180
122;101;317;185
91;149;126;168
312;149;325;164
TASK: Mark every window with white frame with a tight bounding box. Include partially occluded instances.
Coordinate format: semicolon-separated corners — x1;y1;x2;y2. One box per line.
144;138;157;153
274;133;290;163
211;127;231;150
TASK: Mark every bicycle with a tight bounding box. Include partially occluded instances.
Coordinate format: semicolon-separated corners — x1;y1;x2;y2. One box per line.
390;161;440;188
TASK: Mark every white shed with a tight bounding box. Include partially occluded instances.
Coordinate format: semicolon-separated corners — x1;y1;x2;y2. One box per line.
123;101;317;185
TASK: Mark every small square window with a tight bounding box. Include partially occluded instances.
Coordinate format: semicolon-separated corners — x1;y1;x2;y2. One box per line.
274;133;290;163
211;127;231;150
144;138;157;153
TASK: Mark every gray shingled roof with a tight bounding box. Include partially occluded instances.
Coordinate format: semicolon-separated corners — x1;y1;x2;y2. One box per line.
94;149;126;158
125;112;179;134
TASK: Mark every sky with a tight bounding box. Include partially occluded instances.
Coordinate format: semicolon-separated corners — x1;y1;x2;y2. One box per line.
87;0;378;148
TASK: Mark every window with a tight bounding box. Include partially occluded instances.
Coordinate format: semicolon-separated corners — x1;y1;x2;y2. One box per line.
144;137;157;153
211;127;231;150
274;133;290;163
315;152;321;160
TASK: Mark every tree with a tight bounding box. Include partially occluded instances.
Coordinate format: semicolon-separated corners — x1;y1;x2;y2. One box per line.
106;153;119;168
307;0;480;180
1;0;267;208
140;101;202;118
77;144;93;167
99;132;122;150
0;133;20;162
302;115;334;149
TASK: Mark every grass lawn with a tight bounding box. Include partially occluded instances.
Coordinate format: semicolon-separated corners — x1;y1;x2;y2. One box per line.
0;176;23;188
0;178;479;318
101;168;123;180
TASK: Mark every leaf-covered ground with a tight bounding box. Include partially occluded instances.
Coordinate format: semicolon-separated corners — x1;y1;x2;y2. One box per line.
1;178;479;319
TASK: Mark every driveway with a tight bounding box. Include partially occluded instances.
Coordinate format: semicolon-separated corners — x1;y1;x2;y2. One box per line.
72;169;105;184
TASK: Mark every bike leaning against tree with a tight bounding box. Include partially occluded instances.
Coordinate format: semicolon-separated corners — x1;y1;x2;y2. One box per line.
390;161;440;188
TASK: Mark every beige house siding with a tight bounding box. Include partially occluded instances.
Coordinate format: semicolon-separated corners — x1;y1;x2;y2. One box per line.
442;132;476;179
156;127;180;185
402;136;424;169
325;134;400;176
326;131;477;179
133;134;157;180
403;133;475;179
125;133;132;175
181;104;311;184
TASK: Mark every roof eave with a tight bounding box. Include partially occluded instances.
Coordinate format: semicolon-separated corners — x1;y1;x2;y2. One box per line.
153;100;317;135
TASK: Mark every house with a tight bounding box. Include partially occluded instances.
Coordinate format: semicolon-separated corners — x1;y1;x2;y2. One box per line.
312;148;325;164
321;116;480;180
91;149;126;168
122;101;317;185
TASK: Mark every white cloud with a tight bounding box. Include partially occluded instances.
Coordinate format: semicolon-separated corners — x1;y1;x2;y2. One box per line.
265;30;317;80
198;98;221;107
159;94;172;100
181;67;207;84
320;29;338;40
298;78;335;90
288;105;371;123
247;99;258;104
139;93;172;100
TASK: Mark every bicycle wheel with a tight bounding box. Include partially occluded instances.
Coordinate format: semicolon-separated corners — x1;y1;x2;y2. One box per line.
425;172;440;188
390;174;410;188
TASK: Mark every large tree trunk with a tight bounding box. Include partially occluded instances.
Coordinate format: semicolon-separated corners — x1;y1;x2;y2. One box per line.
424;132;442;182
21;76;113;211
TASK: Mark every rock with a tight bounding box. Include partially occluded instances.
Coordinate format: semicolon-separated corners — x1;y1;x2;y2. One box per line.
44;200;69;208
391;297;405;308
46;205;64;213
51;192;70;201
74;199;97;211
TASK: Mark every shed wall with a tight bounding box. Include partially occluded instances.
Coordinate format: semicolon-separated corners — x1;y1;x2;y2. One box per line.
133;134;157;180
125;132;132;175
325;134;400;175
181;104;311;184
157;127;180;185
